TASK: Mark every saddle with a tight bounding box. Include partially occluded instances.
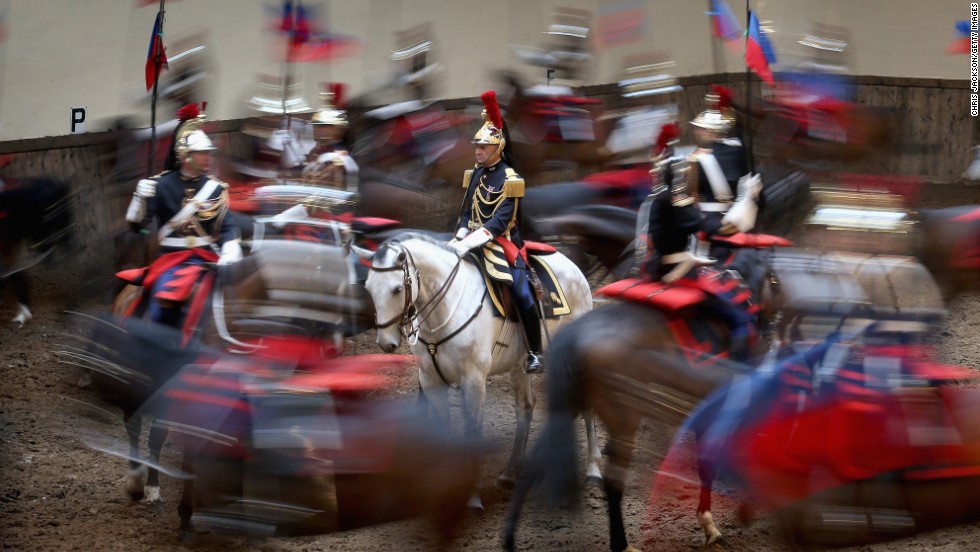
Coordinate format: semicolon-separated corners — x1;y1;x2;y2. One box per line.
469;240;567;320
114;249;218;346
598;267;761;362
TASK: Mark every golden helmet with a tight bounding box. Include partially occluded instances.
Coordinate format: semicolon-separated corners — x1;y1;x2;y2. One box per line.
311;83;348;127
472;90;505;146
173;103;216;158
690;85;736;135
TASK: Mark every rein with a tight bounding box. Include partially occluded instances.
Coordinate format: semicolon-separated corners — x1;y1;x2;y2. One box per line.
369;241;485;385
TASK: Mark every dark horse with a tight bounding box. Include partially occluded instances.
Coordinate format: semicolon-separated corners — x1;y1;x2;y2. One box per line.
0;176;75;326
502;240;959;551
502;248;780;552
79;315;484;545
346;97;476;231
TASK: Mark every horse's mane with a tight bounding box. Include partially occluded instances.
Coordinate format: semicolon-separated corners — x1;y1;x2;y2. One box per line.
377;231;457;262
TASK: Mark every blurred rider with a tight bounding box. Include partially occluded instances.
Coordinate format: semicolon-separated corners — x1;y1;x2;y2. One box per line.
688;86;762;261
303;83;359;191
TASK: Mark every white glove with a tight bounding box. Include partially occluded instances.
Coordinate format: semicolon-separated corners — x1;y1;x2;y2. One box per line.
270;204;309;228
218;240;244;265
447;228;468;247
135;178;157;198
720;173;763;234
450;227;492;256
316;151;360;174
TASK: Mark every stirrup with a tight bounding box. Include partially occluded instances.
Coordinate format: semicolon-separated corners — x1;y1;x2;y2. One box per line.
661;252;714;284
524;352;543;375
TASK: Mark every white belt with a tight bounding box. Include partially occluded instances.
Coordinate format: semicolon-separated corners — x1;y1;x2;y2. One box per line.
699;202;730;213
160;236;216;248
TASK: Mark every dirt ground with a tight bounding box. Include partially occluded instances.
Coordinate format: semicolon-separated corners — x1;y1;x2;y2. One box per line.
3;182;980;552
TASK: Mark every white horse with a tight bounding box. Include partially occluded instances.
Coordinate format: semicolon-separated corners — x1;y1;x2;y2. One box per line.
353;233;600;511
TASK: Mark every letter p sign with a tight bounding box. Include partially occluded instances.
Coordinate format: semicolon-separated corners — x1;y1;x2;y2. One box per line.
70;107;86;134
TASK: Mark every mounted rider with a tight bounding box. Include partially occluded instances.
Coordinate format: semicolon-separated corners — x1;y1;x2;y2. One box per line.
642;122;756;362
449;90;543;374
125;103;242;329
641;122;711;283
302;83;359;191
687;86;762;261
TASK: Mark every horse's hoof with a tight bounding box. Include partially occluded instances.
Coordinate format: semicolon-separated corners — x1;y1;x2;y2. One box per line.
698;511;723;546
585;474;604;487
127;490;145;502
143;485;162;507
11;304;32;328
466;495;485;515
495;474;515;491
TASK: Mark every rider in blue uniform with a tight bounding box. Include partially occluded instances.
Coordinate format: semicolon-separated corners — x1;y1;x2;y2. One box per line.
645;121;756;363
687;87;762;262
449;91;543;374
126;104;242;329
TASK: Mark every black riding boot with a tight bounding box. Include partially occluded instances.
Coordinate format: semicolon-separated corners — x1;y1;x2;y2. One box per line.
521;306;543;374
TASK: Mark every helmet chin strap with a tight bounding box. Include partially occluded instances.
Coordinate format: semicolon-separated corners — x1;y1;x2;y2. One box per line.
481;140;505;167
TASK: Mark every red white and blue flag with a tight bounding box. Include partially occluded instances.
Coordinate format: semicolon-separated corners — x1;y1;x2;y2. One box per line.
745;10;776;84
144;11;168;91
272;0;360;62
708;0;742;42
947;20;971;54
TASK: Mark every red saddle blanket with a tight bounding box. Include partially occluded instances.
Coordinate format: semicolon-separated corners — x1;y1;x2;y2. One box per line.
709;233;794;248
596;278;707;312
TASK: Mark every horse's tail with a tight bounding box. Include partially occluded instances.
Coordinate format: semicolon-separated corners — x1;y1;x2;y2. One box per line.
504;321;587;551
535;319;588;505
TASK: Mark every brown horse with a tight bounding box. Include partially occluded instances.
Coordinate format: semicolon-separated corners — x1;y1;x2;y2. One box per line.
346;98;475;231
78;315;484;547
502;240;956;551
0;177;75;327
496;71;614;183
502;299;751;552
750;97;897;165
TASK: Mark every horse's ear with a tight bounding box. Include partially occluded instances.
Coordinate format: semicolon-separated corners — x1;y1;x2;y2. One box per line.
351;244;374;261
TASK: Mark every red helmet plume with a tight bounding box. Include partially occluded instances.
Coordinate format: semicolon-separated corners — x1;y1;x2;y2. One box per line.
330;83;346;109
176;103;201;122
481;90;504;130
710;85;734;109
654;122;680;156
177;102;206;122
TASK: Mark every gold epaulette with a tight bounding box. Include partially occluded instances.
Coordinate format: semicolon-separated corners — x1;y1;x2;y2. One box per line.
462;169;473;189
503;168;525;198
151;170;170;179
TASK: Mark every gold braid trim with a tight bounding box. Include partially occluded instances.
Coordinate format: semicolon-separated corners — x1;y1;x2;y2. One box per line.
470;174;507;223
503;168;525;198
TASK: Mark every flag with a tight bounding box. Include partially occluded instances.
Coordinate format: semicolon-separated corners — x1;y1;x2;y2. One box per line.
707;0;742;42
273;0;361;62
745;11;775;84
144;11;168;91
947;20;971;54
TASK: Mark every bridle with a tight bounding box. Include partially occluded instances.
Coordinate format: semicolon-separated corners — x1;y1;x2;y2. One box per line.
369;240;464;342
368;239;486;386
